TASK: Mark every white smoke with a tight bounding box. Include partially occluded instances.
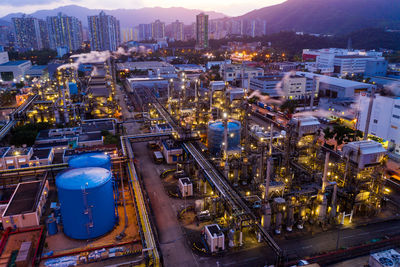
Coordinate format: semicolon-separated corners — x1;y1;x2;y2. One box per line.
247;71;296;105
385;82;400;97
57;46;148;70
248;90;283;105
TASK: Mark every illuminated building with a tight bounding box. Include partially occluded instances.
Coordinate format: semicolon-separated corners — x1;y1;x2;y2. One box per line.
47;13;83;52
87;11;120;51
196;13;209;49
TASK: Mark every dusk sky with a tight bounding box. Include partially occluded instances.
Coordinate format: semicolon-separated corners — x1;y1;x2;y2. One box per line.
0;0;286;17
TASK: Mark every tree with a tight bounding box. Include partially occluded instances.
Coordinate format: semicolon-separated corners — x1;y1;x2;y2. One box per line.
10;122;52;146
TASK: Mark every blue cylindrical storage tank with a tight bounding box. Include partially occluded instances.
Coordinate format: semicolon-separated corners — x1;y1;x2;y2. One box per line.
68;153;111;170
56;167;115;239
47;217;58;235
208;120;241;155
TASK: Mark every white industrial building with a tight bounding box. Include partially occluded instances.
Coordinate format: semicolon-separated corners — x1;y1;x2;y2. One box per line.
0;60;32;82
250;73;315;99
222;64;264;87
297;72;375;99
342;140;386;169
178;177;193;197
162;140;183;164
2;180;49;229
203;224;225;253
302;48;387;76
289;116;320;137
117;61;177;78
357;94;400;155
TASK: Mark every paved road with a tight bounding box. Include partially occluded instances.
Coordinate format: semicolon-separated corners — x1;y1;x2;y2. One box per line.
132;142;201;267
277;219;400;261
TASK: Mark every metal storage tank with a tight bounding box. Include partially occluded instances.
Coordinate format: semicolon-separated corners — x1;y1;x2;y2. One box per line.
68;152;111;170
208;120;241;155
56;167;115;239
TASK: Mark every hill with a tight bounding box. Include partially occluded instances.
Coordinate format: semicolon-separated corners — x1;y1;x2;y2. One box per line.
241;0;400;34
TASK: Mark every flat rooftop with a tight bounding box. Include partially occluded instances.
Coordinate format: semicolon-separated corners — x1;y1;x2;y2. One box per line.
32;148;52;159
180;177;191;185
297;71;374;88
0;60;30;67
335;55;372;59
0;147;10;157
206;224;223;236
78;132;102;142
81;120;114;133
5;147;31;157
4;181;42;216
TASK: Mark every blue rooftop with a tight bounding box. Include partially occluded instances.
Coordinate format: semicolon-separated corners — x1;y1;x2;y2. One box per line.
29;65;47;70
0;60;30;66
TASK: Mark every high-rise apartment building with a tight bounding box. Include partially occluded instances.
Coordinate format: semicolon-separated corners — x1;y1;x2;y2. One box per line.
88;11;120;51
12;16;43;51
138;24;152;41
151;20;165;40
38;20;50;49
47;13;83;52
196;13;209;49
171;20;184;41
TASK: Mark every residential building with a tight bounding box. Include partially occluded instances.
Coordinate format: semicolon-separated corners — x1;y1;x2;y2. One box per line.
357;94;400;155
88;11;120;51
151;20;165;40
38;19;50;49
171;20;184;41
12;16;43;51
196;13;209;49
138;24;152;41
47;13;83;52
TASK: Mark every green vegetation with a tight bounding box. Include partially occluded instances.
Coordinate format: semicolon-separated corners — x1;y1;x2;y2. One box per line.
8;49;57;65
280;100;298;115
0;90;17;107
170;29;400;62
323;125;363;146
10;122;52;147
101;130;121;148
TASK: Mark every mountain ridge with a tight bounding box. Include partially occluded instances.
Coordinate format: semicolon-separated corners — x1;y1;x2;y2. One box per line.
1;5;227;28
240;0;400;34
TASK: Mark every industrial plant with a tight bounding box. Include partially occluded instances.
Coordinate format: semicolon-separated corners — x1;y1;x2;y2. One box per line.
0;44;398;267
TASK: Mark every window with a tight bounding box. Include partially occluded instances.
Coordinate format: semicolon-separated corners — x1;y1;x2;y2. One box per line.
393;115;400;119
373;119;378;124
395;105;400;109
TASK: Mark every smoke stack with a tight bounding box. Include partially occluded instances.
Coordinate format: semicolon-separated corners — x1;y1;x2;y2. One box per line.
322;152;330;192
363;87;375;140
265;158;271;201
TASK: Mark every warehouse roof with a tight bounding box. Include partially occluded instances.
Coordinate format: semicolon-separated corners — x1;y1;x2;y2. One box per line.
0;60;30;66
